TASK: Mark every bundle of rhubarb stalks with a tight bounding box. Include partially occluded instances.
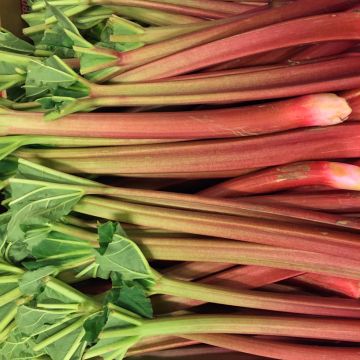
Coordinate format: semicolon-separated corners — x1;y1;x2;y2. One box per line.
1;0;360;359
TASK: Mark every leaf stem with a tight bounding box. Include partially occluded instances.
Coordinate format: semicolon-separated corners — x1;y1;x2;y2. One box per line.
99;314;360;342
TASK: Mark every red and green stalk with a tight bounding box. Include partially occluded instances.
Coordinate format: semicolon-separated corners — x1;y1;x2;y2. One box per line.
0;93;349;138
78;0;358;78
113;12;360;82
16;123;360;178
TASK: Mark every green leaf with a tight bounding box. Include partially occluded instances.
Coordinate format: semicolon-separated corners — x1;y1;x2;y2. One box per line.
23;229;93;271
46;1;81;36
25;57;78;98
0;328;46;360
94;223;154;283
42;325;86;360
107;279;153;319
6;180;84;261
83;309;108;344
85;308;140;360
73;45;118;75
0;28;35;54
41;97;95;120
16;305;72;337
19;266;58;295
38;3;92;59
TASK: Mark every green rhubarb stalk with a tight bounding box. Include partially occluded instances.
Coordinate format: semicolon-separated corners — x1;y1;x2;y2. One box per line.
33;0;229;19
109;5;201;25
0;134;185;161
90;314;360;345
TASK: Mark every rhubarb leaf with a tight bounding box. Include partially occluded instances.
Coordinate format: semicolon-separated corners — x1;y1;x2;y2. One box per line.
0;157;18;181
6;180;84;260
73;45;118;75
85;309;140;360
25;56;85;99
107;277;153;319
0;328;46;360
16;305;87;360
19;266;58;296
0;28;35;54
16;305;73;337
94;222;154;283
39;2;93;58
39;322;86;360
23;229;93;271
83;309;108;344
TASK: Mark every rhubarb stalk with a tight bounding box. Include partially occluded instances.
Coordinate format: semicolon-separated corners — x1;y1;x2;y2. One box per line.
16;123;360;177
199;161;360;197
0;93;349;138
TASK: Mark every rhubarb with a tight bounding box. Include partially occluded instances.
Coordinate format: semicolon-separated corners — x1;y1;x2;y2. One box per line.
15;123;360;177
199;161;360;197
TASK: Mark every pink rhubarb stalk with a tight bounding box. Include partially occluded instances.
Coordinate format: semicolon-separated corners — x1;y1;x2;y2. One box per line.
290;40;357;61
115;12;360;81
17;123;360;178
185;334;360;360
199;161;360;197
101;0;359;78
1;94;349;139
73;196;360;262
134;237;360;279
291;273;360;299
244;191;360;213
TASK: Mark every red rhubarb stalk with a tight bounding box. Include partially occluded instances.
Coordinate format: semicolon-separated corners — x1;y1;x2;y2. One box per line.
132;236;360;279
17;123;360;178
94;56;360;95
143;0;257;14
99;0;359;78
115;12;360;81
14;171;360;230
51;73;360;118
290;40;357;61
73;196;360;261
185;334;360;360
199;161;360;197
244;191;360;213
291;273;360;299
1;94;349;139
